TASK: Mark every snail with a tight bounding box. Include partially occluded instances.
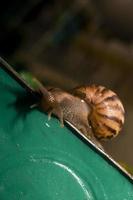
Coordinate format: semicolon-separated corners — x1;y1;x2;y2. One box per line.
0;57;125;149
35;81;125;149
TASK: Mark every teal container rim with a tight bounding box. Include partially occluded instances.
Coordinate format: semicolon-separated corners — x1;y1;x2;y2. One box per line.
0;56;133;184
65;120;133;184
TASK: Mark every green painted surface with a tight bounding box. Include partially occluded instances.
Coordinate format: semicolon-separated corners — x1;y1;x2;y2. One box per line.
0;68;133;200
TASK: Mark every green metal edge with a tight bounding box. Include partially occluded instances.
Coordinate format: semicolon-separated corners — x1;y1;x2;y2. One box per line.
0;67;133;200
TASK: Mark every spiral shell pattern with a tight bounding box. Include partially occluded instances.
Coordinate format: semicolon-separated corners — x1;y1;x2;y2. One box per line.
73;85;125;140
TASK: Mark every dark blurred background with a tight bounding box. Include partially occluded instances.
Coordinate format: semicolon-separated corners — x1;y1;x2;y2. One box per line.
1;0;133;167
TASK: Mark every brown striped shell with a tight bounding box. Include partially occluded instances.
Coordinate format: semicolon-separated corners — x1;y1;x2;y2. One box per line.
72;85;125;140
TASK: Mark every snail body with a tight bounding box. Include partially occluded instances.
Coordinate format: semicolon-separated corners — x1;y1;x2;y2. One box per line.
37;83;125;148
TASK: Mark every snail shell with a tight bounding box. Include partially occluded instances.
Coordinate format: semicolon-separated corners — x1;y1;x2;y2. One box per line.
72;85;125;140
